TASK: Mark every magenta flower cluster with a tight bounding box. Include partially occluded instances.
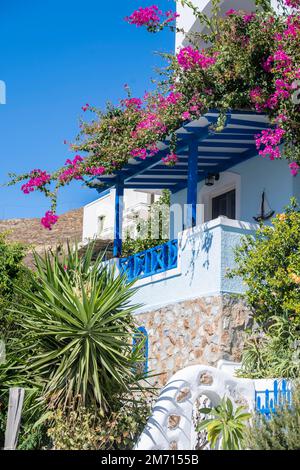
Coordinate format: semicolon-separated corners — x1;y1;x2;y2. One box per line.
285;0;300;8
85;166;106;176
123;97;143;109
21;169;51;194
255;128;285;160
134;113;167;136
41;211;59;230
177;46;216;71
162;153;178;166
289;161;300;176
126;5;161;27
126;5;178;29
59;155;84;183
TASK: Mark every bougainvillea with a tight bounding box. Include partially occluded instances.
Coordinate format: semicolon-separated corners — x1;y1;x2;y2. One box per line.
125;5;179;32
8;0;300;227
41;211;59;230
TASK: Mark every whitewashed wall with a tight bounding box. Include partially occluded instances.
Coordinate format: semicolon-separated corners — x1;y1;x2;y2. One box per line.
126;217;258;313
82;189;161;241
176;0;282;51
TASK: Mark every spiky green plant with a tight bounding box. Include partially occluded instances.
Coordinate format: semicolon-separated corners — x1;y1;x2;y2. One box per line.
196;397;251;450
10;243;147;414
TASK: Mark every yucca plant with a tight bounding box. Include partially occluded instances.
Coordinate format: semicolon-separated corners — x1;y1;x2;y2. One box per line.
11;243;147;415
196;397;251;450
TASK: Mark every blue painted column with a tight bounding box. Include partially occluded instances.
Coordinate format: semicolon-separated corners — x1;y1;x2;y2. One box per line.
113;177;124;257
186;139;198;228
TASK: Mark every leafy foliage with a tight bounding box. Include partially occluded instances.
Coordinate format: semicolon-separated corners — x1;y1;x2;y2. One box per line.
239;315;300;379
10;243;148;414
245;382;300;450
196;397;251;450
122;189;170;256
47;397;151;450
230;199;300;327
0;233;33;341
230;200;300;378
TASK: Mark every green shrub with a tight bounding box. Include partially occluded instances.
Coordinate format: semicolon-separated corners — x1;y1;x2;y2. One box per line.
0;232;33;341
239;315;300;379
10;242;150;414
230;199;300;379
245;382;300;450
47;397;151;450
230;199;300;328
196;397;251;450
0;233;43;449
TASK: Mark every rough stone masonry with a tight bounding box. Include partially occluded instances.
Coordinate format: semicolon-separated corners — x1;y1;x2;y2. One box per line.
136;294;252;386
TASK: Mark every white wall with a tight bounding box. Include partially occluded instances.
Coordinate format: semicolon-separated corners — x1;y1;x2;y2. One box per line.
176;0;281;50
170;156;297;238
176;0;257;50
127;217;258;313
82;189;161;241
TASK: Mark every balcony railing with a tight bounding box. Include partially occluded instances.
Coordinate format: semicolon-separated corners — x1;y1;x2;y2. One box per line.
119;240;178;282
255;380;292;418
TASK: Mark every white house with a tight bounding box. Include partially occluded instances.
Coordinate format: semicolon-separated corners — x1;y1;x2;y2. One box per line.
82;188;161;243
82;0;299;385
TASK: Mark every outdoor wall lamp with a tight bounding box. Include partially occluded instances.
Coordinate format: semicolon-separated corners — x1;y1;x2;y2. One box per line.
205;173;220;186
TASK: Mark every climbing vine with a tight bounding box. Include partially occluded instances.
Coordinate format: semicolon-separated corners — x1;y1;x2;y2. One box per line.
7;0;300;228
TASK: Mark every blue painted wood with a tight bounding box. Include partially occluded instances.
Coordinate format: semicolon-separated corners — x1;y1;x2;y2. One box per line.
187;140;199;228
255;380;292;418
119;240;178;281
133;326;149;376
88;111;270;196
113;178;124;258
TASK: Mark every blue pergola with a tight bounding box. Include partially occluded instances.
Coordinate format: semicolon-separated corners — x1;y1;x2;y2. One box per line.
90;111;269;257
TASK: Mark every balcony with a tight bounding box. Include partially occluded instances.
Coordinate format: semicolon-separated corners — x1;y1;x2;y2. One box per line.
119;240;178;282
118;217;259;312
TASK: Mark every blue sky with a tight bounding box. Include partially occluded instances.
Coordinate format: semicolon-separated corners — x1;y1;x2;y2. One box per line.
0;0;174;219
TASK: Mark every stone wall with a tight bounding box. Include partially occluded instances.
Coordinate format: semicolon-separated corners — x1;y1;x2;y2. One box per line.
0;208;83;268
136;294;252;386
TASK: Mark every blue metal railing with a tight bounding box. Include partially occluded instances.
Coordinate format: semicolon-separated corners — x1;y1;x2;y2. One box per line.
255;380;292;418
119;240;178;282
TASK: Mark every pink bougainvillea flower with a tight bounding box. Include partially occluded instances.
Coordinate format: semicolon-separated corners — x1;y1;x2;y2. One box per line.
177;46;216;71
284;0;300;7
289;161;300;176
21;169;51;194
182;111;191;121
85;166;106;176
226;9;237;16
255;128;285;160
165;10;180;24
41;211;59;230
81;103;90;112
130;148;148;159
135;112;167;135
125;5;162;27
125;6;178;29
162;153;178;166
243;13;256;23
148;143;159;156
262;56;274;73
59;155;84;183
122;97;143;109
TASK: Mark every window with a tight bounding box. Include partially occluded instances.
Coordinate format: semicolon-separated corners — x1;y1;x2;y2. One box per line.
212;189;236;220
97;215;105;236
133;326;148;376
